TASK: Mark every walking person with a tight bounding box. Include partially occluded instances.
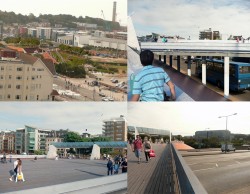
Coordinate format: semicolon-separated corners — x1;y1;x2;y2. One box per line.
133;135;143;164
15;159;25;182
9;158;20;181
143;137;152;163
107;158;113;175
113;161;119;174
131;50;176;101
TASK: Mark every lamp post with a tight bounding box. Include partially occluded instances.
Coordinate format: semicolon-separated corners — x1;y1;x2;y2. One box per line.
218;113;237;153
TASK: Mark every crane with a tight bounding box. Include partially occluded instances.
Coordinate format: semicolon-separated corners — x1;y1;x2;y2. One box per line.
101;10;110;32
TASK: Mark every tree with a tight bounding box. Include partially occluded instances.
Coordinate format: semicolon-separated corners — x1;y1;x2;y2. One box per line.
64;132;82;142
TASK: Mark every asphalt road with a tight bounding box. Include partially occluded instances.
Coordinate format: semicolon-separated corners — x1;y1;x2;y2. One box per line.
0;158;109;193
182;151;250;194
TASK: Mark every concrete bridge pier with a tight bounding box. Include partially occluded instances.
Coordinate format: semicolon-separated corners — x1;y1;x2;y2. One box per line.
163;55;166;64
159;55;162;61
169;55;173;67
177;56;181;71
202;56;207;85
187;56;192;76
224;56;229;98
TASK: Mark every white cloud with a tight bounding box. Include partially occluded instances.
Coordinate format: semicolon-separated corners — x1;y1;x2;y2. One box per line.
128;102;250;136
0;102;127;135
129;0;250;39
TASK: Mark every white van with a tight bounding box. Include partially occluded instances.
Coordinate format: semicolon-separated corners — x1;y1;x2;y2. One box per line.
221;144;236;152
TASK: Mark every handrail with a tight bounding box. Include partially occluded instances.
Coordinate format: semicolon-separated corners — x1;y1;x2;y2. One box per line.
171;143;208;194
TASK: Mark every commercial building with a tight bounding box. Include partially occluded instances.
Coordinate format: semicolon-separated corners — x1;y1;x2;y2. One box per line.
89;37;126;50
195;130;231;141
103;115;127;141
23;125;52;154
45;129;68;153
15;128;25;154
0;49;55;101
199;28;221;40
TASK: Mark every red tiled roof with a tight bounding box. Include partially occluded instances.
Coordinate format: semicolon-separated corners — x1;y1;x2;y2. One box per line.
172;141;194;150
7;46;24;53
42;52;58;64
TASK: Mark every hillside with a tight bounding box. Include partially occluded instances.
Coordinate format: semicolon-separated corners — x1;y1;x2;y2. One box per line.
0;11;121;30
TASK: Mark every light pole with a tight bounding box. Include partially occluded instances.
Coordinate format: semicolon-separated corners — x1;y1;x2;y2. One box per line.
218;113;237;152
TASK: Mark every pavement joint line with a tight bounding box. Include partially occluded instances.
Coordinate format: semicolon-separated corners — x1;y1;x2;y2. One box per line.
193;167;215;172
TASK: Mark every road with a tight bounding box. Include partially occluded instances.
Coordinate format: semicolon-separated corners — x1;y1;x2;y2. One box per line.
161;56;250;101
182;151;250;194
54;75;127;101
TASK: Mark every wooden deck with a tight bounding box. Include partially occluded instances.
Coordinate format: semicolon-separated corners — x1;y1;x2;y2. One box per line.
128;143;178;194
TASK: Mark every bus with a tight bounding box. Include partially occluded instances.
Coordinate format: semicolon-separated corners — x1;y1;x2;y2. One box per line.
195;58;250;91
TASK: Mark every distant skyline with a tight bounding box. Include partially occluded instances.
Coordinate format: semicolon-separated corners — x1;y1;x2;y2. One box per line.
0;102;127;135
1;0;127;25
128;102;250;136
129;0;250;40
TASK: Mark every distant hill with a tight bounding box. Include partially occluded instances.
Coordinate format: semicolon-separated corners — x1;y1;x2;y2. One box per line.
0;10;121;30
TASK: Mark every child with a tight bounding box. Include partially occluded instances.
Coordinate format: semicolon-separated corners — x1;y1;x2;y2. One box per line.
131;50;176;101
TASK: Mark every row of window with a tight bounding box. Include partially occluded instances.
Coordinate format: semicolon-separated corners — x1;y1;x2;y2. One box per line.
0;66;44;72
0;75;43;80
0;84;42;89
0;95;40;100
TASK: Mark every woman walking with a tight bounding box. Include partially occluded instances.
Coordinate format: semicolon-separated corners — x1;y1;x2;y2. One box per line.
15;159;25;182
143;137;152;163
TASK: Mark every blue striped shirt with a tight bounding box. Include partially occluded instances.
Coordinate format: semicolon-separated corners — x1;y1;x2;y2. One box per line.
132;65;170;101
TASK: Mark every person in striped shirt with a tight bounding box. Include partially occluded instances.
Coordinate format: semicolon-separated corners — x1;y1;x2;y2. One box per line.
131;50;176;101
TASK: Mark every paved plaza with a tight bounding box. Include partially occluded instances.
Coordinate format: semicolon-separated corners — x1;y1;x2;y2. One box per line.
0;158;112;193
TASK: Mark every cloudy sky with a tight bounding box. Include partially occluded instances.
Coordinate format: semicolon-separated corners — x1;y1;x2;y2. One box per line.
128;102;250;136
1;0;127;25
0;102;127;135
129;0;250;39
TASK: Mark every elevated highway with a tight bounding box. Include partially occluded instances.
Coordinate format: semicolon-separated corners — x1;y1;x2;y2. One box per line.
128;16;250;98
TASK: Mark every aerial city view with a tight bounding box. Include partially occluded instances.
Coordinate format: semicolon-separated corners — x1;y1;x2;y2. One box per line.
0;0;127;101
128;0;250;101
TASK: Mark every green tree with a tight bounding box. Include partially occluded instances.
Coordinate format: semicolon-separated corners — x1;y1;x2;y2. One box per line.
64;132;82;142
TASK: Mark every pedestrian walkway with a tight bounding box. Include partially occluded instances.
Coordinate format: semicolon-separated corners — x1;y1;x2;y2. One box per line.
128;143;178;194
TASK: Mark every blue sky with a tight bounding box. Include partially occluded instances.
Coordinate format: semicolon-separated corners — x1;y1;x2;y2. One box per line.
1;0;127;25
128;0;250;39
128;102;250;136
0;102;127;135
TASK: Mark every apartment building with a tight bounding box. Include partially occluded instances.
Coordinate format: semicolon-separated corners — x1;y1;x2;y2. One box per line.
0;130;15;153
36;27;52;40
102;115;127;141
27;28;37;37
0;49;55;101
45;129;68;153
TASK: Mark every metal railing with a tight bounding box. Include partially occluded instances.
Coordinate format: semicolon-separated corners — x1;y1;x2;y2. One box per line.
171;143;208;194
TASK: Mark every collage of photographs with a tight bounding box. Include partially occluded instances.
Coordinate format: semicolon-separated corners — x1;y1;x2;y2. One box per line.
0;0;250;193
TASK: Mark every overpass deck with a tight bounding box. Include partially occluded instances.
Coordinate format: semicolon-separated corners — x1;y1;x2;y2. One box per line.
128;46;228;101
128;144;178;194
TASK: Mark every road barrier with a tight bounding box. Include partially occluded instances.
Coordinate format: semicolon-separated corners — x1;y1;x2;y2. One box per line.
171;143;207;194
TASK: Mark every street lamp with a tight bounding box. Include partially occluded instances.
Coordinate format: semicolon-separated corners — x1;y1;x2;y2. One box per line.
218;113;237;153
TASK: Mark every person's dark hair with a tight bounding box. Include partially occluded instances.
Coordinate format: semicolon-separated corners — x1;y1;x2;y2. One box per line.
140;50;154;66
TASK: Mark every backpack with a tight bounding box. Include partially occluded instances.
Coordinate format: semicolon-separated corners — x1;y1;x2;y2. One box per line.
145;142;151;149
